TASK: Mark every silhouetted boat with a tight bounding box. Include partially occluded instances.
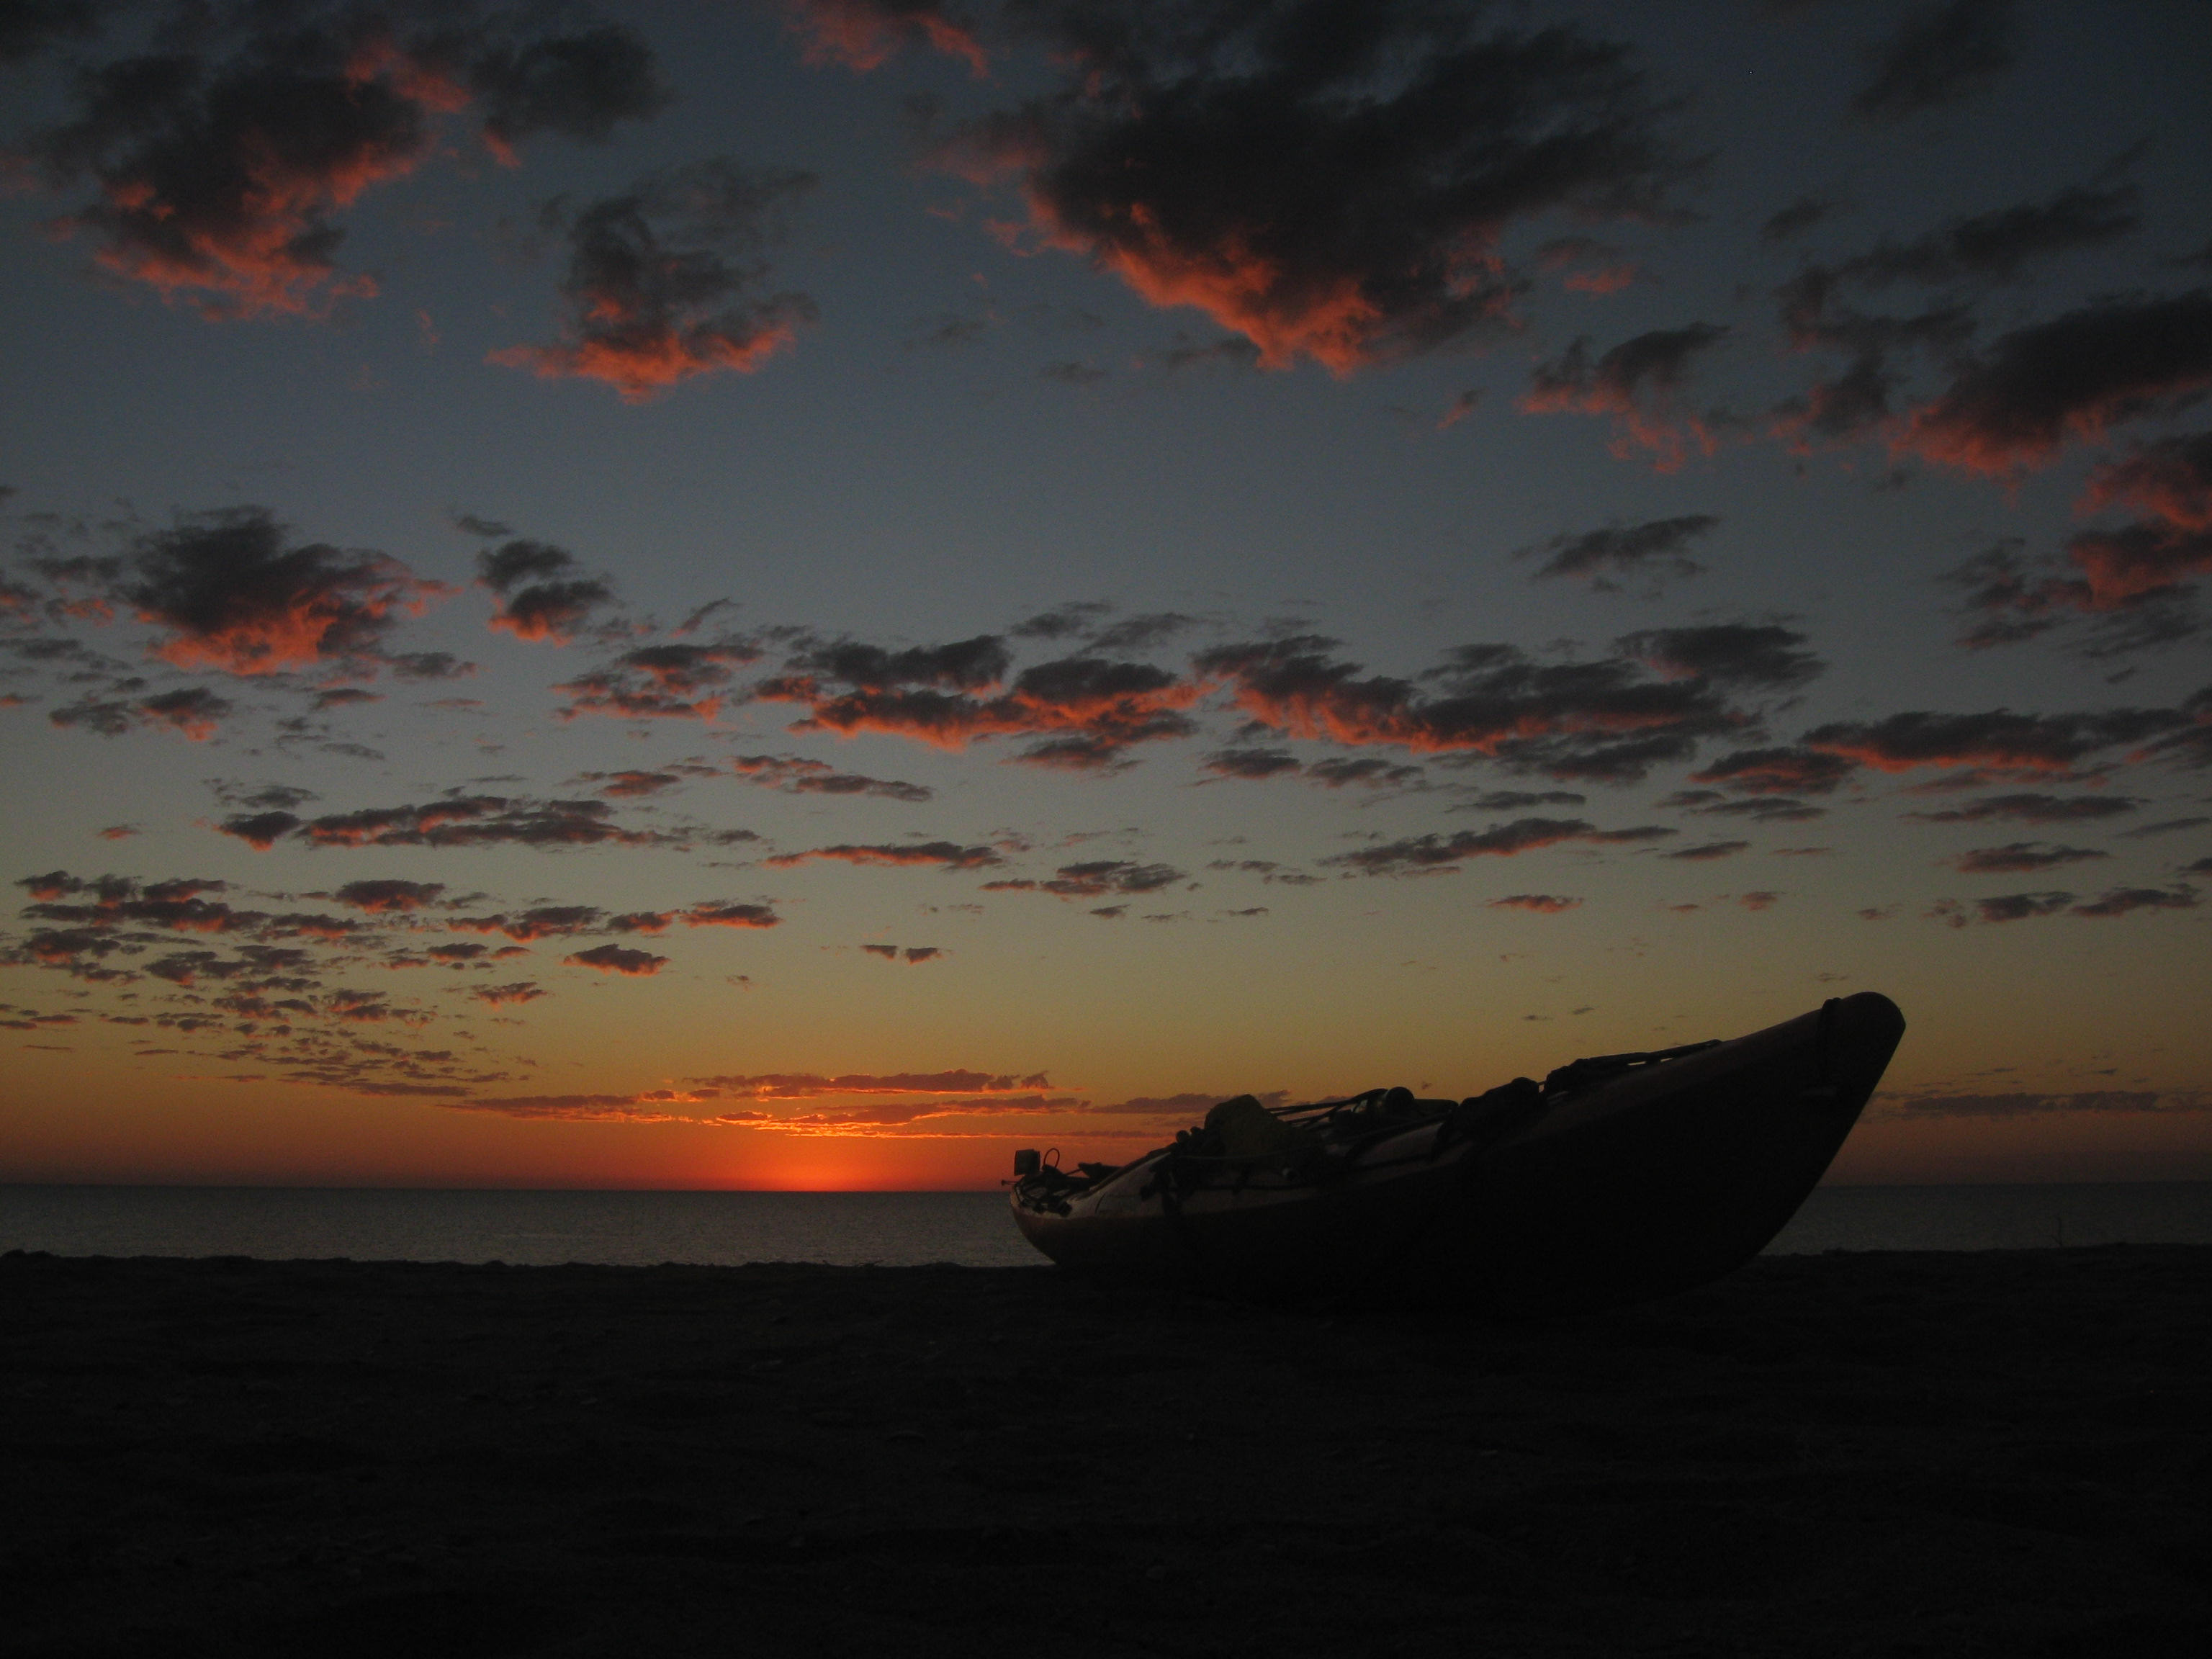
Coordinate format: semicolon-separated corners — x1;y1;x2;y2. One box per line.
1010;992;1905;1314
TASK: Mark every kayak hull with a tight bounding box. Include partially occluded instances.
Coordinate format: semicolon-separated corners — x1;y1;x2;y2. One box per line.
1012;993;1905;1314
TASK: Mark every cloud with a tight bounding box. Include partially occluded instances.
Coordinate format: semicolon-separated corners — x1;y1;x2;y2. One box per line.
1617;624;1823;691
19;5;664;318
1521;325;1728;469
861;943;944;963
557;642;762;720
1521;515;1719;589
685;1069;1051;1100
1195;634;1760;783
934;5;1685;372
1662;840;1750;862
2118;816;2209;839
759;645;1202;768
1687;745;1859;796
475;541;616;644
1949;842;2108;874
682;903;780;930
2082;432;2212;532
94;507;444;676
1490;894;1581;914
564;943;667;975
218;794;755;852
1802;706;2188;779
1761;196;1834;243
1881;1087;2188;1118
765;840;1001;872
572;768;709;799
1894;290;2212;477
1970;890;2077;922
493;158;817;400
1321;817;1673;876
778;1;988;77
1305;757;1426;791
50;685;233;741
982;860;1185;899
1853;0;2018;121
2071;884;2197;918
727;754;932;802
451;905;604;942
467;981;546;1007
1789;179;2139;315
1202;747;1303;781
1905;793;2137;824
0;1;96;66
331;879;446;912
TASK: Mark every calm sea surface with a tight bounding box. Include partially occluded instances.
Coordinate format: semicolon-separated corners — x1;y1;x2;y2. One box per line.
3;1182;2208;1267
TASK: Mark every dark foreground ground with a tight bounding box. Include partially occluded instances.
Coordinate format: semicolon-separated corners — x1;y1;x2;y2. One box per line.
2;1248;2206;1659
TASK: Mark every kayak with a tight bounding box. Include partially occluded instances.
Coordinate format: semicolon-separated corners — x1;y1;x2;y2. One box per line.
1010;992;1905;1314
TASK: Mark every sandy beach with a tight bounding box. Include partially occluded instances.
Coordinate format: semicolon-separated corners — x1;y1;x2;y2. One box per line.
4;1246;2206;1658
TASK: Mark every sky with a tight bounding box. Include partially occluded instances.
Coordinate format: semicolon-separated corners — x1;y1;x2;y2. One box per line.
1;0;2208;1191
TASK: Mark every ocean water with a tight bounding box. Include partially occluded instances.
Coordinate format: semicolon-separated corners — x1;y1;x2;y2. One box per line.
3;1182;2209;1267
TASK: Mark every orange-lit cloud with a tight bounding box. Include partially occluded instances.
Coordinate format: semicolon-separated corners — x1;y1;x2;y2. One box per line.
765;841;1002;872
557;643;761;721
1194;633;1779;784
22;12;664;320
467;981;547;1007
931;10;1682;372
83;508;447;678
217;794;757;853
781;0;989;78
1520;325;1727;470
759;651;1202;768
1892;290;2212;477
1325;817;1673;877
330;879;446;913
1489;894;1582;913
683;903;781;930
564;943;667;975
1801;707;2188;779
492;159;816;401
475;541;615;645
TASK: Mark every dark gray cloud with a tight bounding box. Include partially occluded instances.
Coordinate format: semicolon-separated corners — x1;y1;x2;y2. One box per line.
1897;289;2212;477
17;2;665;318
1197;633;1770;784
474;541;616;644
1853;0;2018;121
0;0;95;66
1688;746;1858;796
1618;624;1822;691
217;795;757;853
726;754;931;803
1761;195;1835;243
1906;793;2139;825
557;642;762;721
1521;514;1719;590
2072;884;2198;918
1321;817;1673;876
1521;325;1730;468
760;644;1197;770
60;506;442;678
1803;706;2188;779
935;1;1689;371
494;158;817;401
50;683;234;740
1950;842;2108;874
981;859;1185;899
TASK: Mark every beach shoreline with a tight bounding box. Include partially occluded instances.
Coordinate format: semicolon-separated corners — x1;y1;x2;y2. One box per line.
4;1246;2206;1657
